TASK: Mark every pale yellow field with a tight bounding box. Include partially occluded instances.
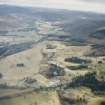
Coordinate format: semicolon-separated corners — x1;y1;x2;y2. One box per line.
88;96;105;105
0;43;45;86
0;91;61;105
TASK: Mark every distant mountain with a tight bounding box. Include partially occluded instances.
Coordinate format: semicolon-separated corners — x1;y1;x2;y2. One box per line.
0;4;105;57
0;4;105;44
0;4;105;36
91;28;105;39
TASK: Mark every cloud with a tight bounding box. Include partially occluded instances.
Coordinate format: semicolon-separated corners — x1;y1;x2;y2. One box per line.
0;0;105;13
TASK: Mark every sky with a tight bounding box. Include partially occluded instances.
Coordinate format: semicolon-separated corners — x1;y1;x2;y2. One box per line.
0;0;105;13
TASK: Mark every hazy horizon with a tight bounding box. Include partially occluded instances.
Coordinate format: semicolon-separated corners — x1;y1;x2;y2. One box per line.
0;0;105;14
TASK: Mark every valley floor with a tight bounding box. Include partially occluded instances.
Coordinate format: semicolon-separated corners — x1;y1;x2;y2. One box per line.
0;41;105;105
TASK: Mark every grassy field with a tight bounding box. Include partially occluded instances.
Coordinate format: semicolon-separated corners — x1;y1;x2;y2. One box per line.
42;41;105;105
60;87;105;105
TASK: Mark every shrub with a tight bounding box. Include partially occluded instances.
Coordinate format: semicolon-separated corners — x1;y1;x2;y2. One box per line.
0;73;3;79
